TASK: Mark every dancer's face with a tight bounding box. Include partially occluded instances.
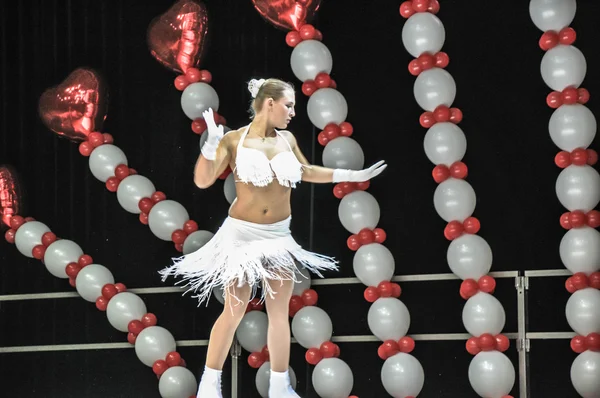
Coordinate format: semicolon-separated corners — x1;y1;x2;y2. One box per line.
268;90;295;129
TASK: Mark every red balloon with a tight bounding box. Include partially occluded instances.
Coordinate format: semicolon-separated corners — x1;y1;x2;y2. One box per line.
128;320;145;335
478;275;496;293
320;341;337;358
495;334;510;352
398;336;415;353
147;0;209;74
364;286;379;302
466;337;480;355
569;210;586;227
571;335;587;353
478;333;496;351
585;333;600;351
305;347;322;365
153;359;169;376
565;277;577;293
460;279;479;299
463;217;480;234
142;313;158;327
301;288;318;306
38;68;108;142
289;295;304;315
166;351;182;367
0;165;23;229
589;272;600;289
571;272;589;290
377;281;393;297
252;0;321;31
248;352;265;368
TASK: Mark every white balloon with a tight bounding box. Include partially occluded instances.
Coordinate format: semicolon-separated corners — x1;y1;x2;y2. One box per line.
236;311;268;353
148;200;190;241
368;297;411;341
307;88;348;130
180;82;219;120
401;12;445;58
14;221;51;258
571;351;600;398
549;104;597;152
135;326;177;367
75;264;115;302
338;190;380;234
447;234;493;280
381;353;425;398
182;230;214;255
462;292;506;336
560;227;600;274
413;67;456;111
88;144;128;182
290;40;333;82
468;351;515;398
312;358;354;398
43;239;84;278
158;366;197;398
116;175;156;214
423;122;467;166
353;243;395;287
322;136;365;170
555;165;600;212
529;0;576;32
566;288;600;336
433;178;476;222
540;45;586;92
106;292;147;332
223;172;236;204
291;306;333;348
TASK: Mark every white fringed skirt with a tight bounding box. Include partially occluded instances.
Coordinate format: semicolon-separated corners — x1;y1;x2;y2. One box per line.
158;215;338;306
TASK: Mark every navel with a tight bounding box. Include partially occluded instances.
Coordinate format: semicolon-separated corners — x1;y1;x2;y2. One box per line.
262;208;268;214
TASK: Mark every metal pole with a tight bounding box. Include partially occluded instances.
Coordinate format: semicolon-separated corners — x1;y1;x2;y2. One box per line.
516;275;530;398
230;338;241;398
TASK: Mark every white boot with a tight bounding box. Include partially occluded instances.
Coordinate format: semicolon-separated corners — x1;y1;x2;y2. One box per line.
196;366;223;398
269;369;300;397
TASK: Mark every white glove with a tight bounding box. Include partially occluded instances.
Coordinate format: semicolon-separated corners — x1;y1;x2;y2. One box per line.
332;160;387;183
200;108;224;160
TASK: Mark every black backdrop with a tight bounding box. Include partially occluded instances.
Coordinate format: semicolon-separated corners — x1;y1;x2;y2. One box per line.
1;0;599;397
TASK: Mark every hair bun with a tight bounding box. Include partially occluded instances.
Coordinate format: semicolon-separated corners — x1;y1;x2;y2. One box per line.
248;78;266;98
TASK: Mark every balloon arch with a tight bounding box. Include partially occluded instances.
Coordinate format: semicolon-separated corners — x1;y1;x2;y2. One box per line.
2;0;600;397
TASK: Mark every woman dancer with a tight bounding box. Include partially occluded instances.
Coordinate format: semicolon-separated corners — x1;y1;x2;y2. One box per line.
160;78;386;397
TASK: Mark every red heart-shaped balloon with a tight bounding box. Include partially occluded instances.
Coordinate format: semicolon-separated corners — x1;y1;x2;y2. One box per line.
147;0;209;74
252;0;321;31
38;68;108;142
0;165;24;228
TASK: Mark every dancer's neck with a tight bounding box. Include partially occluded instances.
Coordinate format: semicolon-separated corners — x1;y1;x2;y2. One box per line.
248;115;276;139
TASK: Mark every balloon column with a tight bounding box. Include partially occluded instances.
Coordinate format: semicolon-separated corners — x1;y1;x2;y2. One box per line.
149;0;233;185
528;1;600;396
3;207;197;398
399;1;515;397
253;2;424;397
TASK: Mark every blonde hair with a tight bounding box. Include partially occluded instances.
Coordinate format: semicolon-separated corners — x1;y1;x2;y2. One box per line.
247;78;294;118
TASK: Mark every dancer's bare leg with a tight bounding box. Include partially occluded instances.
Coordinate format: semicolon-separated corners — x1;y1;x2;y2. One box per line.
197;282;251;398
265;277;300;397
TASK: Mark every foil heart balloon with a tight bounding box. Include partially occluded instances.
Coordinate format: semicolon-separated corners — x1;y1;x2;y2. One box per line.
147;0;209;74
38;67;108;142
252;0;321;31
0;165;24;229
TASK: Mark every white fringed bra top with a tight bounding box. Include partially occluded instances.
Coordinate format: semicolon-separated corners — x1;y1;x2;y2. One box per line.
234;124;303;188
